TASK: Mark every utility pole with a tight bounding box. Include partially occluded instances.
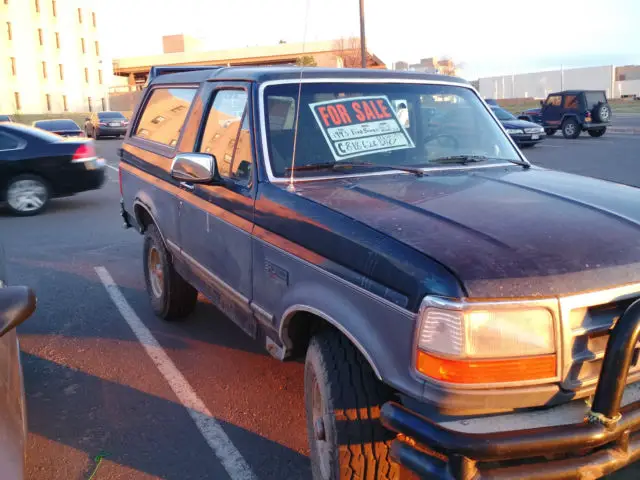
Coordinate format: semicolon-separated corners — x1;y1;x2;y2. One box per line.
359;0;367;68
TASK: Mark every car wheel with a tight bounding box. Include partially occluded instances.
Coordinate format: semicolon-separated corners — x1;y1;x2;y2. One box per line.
562;119;580;139
5;174;50;216
305;330;400;480
143;224;197;320
544;128;556;136
593;103;612;123
588;127;607;138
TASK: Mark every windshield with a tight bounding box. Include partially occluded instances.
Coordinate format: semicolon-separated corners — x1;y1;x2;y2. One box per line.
491;106;516;121
263;82;521;178
98;112;126;120
35;120;79;131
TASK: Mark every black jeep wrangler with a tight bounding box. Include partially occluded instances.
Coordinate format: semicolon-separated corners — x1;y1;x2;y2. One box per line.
120;66;640;479
520;90;612;139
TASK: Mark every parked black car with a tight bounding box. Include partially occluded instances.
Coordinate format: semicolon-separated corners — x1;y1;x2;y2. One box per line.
490;105;544;147
32;119;85;138
84;111;129;139
0;115;14;123
0;123;105;215
120;65;640;480
519;90;611;139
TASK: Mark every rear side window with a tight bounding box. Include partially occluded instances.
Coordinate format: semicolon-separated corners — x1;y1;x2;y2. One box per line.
0;132;21;150
546;95;562;106
198;90;250;182
563;95;579;109
585;92;606;109
135;88;197;146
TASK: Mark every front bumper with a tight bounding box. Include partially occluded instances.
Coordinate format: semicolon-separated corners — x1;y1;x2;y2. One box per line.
510;133;544;144
381;299;640;479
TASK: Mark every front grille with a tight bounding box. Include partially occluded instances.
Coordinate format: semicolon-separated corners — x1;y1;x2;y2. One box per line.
565;296;640;390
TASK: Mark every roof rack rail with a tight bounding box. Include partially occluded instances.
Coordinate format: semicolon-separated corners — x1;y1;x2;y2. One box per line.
147;65;223;84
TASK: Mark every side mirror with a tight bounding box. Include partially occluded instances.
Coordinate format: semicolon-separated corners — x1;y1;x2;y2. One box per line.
170;153;218;183
0;286;36;338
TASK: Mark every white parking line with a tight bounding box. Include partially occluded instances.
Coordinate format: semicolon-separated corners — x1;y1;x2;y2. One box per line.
106;164;118;172
94;266;257;480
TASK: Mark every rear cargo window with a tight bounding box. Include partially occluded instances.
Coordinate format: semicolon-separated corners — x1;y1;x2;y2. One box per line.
135;88;197;146
585;92;606;109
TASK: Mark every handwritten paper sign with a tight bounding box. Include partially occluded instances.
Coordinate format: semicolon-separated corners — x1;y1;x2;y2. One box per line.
309;95;415;161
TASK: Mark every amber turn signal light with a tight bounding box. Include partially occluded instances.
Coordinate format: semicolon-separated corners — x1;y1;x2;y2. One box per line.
416;350;557;384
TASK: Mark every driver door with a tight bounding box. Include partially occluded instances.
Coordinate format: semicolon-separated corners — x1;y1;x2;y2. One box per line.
176;82;257;336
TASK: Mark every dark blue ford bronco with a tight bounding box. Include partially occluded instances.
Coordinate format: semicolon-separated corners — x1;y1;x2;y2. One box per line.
119;66;640;479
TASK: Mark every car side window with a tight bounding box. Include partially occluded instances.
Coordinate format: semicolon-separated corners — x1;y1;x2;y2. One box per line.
564;95;578;109
546;96;562;107
0;132;20;150
198;89;250;182
134;87;197;147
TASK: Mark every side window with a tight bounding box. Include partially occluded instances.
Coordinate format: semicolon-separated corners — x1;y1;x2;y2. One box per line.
0;132;20;150
563;95;578;109
199;89;249;182
135;87;197;147
546;95;562;107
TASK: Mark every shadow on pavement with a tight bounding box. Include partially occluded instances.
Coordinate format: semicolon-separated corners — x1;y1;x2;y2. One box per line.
23;352;311;480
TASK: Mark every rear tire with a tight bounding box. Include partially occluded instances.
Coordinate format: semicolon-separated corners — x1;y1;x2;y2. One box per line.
588;127;607;138
143;224;197;320
305;330;401;480
592;103;612;123
5;174;50;216
544;128;556;136
562;118;580;139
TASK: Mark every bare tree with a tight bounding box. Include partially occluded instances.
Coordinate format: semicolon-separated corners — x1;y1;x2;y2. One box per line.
295;55;317;67
333;37;364;68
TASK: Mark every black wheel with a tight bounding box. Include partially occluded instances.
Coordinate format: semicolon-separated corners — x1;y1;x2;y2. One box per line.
588;127;607;138
562;118;581;139
143;224;197;320
519;143;534;149
592;103;612;123
5;174;50;216
305;330;400;480
544;128;556;136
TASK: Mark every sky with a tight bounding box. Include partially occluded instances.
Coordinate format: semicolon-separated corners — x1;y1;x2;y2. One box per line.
98;0;640;80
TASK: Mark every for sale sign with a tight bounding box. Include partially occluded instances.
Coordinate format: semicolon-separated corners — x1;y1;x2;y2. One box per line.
309;95;415;161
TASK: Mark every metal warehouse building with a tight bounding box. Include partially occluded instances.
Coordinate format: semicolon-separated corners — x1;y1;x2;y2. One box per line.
479;65;640;100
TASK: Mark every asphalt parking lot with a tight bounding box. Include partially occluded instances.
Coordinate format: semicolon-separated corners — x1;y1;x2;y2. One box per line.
2;124;640;479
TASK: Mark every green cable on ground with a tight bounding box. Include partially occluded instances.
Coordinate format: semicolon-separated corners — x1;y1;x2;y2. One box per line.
87;451;110;480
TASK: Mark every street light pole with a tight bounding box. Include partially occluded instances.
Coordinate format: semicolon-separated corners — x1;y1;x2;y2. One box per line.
359;0;366;68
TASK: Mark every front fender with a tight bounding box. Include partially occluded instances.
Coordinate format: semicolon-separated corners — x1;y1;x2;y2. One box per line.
277;279;423;400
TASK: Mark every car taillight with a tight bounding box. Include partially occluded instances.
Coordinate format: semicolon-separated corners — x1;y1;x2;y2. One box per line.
72;143;97;162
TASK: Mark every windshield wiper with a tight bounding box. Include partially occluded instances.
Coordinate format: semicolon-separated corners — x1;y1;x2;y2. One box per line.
285;161;426;177
430;155;530;168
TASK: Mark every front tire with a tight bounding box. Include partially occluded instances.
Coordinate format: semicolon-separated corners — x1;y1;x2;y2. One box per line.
305;330;400;480
562;118;581;139
5;174;50;216
143;224;197;320
544;128;556;136
588;127;607;138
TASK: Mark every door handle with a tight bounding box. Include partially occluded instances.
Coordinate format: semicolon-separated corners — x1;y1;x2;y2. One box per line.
180;181;195;191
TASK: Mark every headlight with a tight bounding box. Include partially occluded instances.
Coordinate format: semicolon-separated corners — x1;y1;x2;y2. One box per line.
415;301;557;385
505;128;524;134
524;127;544;134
